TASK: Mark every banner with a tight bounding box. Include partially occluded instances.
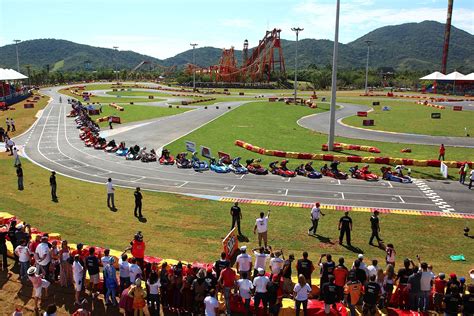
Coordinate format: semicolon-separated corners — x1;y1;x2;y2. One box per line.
222;227;239;260
185;141;196;153
201;146;212;159
440;162;448;178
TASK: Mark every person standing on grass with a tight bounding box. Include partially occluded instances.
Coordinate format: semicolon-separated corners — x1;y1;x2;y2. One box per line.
13;147;21;167
338;211;352;246
308;202;324;236
108;116;113;129
7;137;14;155
106;178;116;210
35;236;51;281
15;239;30;281
459;163;467;184
469;169;474;189
134;187;143;218
369;211;382;246
235;246;252;277
254;210;270;248
6;117;10;132
293;274;312;316
438;144;445;161
297;251;315;286
230;202;243;235
50;171;58;201
11;118;16;132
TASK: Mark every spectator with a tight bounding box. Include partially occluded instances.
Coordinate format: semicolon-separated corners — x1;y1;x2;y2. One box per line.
236;271;253;315
119;253;131;292
319;254;336;293
433;272;447;312
407;267;421;310
106;178;116;210
444;285;461;316
50;240;60;282
363;275;381;316
100;248;112;266
50;171;57;202
44;304;57;316
235;246;252;277
282;253;295;297
27;267;50;311
394;258;415;309
129;257;142;284
16;164;24;191
469;169;474;189
203;289;219;316
308;202;325;236
297;251;315;286
294;274;312;316
462;284;474;316
439;144;445;161
254;210;270;248
146;270;161;316
353;260;367;285
419;262;433;312
252;246;270;279
0;225;8;271
253;267;270;313
344;271;362;316
72;254;84;305
14;239;30;282
213;251;230;279
321;275;338;315
35;236;51;280
128;278;147;316
334;257;349;301
129;232;145;269
85;247;100;298
103;257;118;306
59;240;73;288
367;259;379;278
376;268;386;308
446;273;461;294
230;202;243;235
218;261;236;315
191;269;208;315
384;264;395;307
459;163;467;184
269;250;284;277
386;243;396;267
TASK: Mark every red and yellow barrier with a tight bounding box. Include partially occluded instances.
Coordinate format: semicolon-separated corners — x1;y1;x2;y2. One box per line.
416;100;445;110
322;142;381;153
109;103;124;111
234;140;473;168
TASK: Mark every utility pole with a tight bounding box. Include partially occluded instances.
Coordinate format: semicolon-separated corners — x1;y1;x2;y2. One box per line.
291;27;304;103
13;39;21;72
364;40;372;95
328;0;340;151
441;0;454;74
190;43;198;90
25;65;31;86
113;46;119;82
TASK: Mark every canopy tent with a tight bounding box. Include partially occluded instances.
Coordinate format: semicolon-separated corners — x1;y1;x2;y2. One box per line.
0;68;28;81
443;71;465;81
419;71;446;80
459;73;474;81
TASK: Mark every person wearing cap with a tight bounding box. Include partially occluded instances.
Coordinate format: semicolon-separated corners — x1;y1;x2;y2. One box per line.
254;210;270;248
230;202;243;236
446;273;461;294
72;254;84;305
293;274;312;316
308;202;325;236
338;211;352;246
269;250;284;277
14;239;31;282
369;211;382;246
252;246;271;280
128;278;147;316
282;254;295;297
218;261;236;315
50;171;57;202
35;236;51;281
27;266;50;310
253;267;270;313
236;272;254;315
236;246;252;277
104;257;118;306
433;272;447;312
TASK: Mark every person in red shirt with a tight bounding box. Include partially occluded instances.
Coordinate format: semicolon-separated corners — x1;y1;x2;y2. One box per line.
439;144;445;161
433;273;447;312
334;257;349;301
128;232;146;270
218;262;236;315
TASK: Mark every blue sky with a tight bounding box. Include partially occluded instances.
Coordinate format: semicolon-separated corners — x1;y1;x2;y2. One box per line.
1;0;473;59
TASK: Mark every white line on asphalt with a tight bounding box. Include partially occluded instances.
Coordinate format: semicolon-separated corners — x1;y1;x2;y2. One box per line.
398;195;406;203
284;189;289;196
176;181;188;188
337;179;341;185
340;192;345;200
228;185;236;192
385;181;393;188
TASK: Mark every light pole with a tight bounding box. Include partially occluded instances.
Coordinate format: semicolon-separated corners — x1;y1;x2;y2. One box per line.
113;46;119;82
328;0;340;151
190;43;198;90
291;27;303;103
13;39;21;72
364;40;372;95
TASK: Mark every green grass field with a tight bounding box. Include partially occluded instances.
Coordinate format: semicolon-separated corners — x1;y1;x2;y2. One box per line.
89;103;189;128
60;88;159;104
166;101;474;179
341;99;474;137
0;158;471;276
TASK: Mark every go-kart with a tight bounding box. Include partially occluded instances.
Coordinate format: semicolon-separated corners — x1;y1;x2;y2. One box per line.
104;140;118;152
210;158;231;173
93;137;108;150
245;158;268;175
349;165;379;181
176;152;192;169
84;136;98;147
141;149;157;162
159;148;175;165
320;163;348;180
228;157;248;174
126;145;141;160
269;160;296;177
296;163;322;179
116;145;129;156
381;166;412;183
191;152;209;171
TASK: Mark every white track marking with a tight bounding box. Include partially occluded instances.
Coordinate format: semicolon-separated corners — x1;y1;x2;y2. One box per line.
412;179;454;213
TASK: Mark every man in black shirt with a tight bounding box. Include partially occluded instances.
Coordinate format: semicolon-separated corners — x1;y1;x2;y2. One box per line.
369;211;382;246
407;267;421;310
363;275;381;316
394;258;414;309
230;202;242;235
319;254;336;289
297;251;315;286
463;284;474;316
213;252;230;279
134;187;143;218
322;275;338;315
444;285;461;316
282;254;295;297
0;226;9;270
353;259;367;285
16;164;24;191
50;171;58;202
85;247;100;298
338;211;352;246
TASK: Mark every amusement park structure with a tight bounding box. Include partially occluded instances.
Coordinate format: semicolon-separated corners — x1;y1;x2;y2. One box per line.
186;28;286;83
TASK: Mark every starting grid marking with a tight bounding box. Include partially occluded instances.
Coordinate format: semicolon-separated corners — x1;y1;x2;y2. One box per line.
217;197;474;219
412;179;455;213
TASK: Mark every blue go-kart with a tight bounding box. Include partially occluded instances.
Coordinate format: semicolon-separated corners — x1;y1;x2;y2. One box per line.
210;157;231;173
191;152;209;172
229;157;248;174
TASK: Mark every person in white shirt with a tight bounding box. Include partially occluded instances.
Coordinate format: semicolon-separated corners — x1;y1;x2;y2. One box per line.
106;178;116;210
35;237;52;280
270;251;284;276
469;169;474;189
253;246;271;277
293;274;312;315
204;289;219;316
367;259;379;278
10;118;16;132
308;202;325;235
419;262;433;312
253;268;270;313
129;257;142;284
13;146;21;167
237;272;254;313
147;270;161;314
15;239;31;281
235;246;252;276
72;254;84;305
119;253;131;291
254;210;270;248
100;248;112;266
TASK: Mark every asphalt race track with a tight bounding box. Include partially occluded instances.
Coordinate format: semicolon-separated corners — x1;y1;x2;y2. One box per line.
14;85;474;214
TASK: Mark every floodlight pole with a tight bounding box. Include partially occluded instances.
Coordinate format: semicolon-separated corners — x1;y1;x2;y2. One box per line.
190;43;198;90
364;40;372;95
328;0;340;151
113;46;119;82
14;39;21;72
291;27;303;104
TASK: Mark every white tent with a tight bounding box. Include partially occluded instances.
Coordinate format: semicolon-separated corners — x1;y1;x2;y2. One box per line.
0;68;28;80
459;73;474;81
419;71;446;80
443;71;465;81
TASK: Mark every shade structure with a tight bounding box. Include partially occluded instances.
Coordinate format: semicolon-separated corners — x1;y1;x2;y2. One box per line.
458;72;474;81
443;71;465;80
419;71;446;80
0;68;28;80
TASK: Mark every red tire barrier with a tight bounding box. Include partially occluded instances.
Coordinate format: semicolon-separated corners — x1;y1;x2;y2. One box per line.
357;111;368;117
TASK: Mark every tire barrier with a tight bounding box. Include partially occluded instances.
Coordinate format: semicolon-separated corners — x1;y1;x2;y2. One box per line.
109;103;124;111
181;98;216;105
416;100;445;110
321;143;381;153
360;93;473;102
234;140;472;168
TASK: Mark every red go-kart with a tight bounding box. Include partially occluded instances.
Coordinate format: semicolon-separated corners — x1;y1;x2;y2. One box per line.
159;148;175;165
269;160;296;177
349;165;379;181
